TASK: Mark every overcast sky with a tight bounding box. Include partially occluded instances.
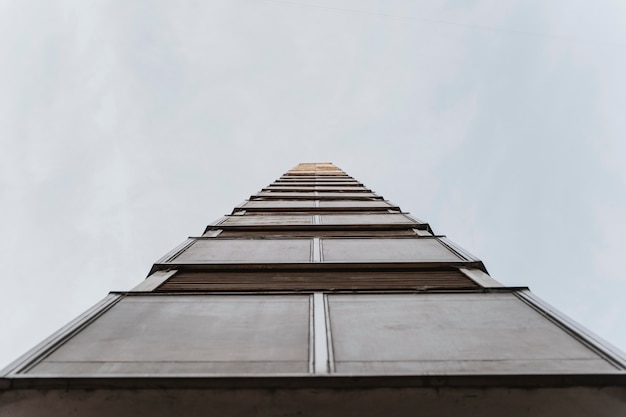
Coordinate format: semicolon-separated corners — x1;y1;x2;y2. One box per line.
1;0;626;369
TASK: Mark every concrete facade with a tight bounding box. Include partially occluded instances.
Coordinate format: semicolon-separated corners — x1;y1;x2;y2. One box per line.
2;162;625;416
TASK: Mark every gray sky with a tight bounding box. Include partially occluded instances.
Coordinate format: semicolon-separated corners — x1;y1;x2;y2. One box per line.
1;0;626;368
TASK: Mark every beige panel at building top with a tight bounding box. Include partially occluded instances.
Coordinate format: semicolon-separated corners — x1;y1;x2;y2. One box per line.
27;295;311;375
288;162;343;174
328;293;617;374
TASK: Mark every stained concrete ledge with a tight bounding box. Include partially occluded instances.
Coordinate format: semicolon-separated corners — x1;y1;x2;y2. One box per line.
3;373;626;390
1;384;626;417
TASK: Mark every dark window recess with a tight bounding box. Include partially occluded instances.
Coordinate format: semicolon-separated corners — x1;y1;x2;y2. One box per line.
156;269;478;291
226;211;395;216
216;230;417;238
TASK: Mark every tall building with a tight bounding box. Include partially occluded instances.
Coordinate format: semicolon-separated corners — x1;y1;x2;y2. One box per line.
2;162;625;416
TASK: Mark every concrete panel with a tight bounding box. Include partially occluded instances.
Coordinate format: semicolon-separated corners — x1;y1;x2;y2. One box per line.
336;359;613;374
131;270;177;291
460;267;504;287
172;239;312;263
314;186;367;191
243;201;316;208
28;295;310;375
2;386;626;417
328;293;616;374
270;183;362;187
274;178;358;181
221;215;313;226
29;361;304;375
256;192;377;198
321;238;462;262
319;200;392;208
319;214;417;225
265;186;368;191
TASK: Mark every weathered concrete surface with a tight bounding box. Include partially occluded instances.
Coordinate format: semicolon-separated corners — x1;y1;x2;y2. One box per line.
321;238;463;262
328;293;617;374
2;386;626;417
27;295;311;376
